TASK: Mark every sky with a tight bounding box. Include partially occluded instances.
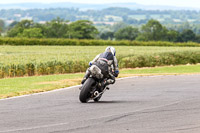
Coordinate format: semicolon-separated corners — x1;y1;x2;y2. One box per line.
0;0;200;8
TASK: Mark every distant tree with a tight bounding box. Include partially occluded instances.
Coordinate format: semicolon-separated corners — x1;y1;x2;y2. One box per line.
195;34;200;43
7;20;33;37
17;28;43;38
33;23;46;36
68;20;98;39
114;26;139;40
17;20;33;29
100;31;114;40
166;30;180;42
43;17;69;38
180;29;196;42
136;19;168;41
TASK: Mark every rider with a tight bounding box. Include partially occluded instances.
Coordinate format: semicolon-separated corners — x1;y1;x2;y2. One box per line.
81;46;119;87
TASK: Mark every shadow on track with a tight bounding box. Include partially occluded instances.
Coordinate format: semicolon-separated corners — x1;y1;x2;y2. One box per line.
87;100;138;104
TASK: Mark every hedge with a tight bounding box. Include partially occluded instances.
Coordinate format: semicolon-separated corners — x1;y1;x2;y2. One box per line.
1;51;200;78
1;37;200;47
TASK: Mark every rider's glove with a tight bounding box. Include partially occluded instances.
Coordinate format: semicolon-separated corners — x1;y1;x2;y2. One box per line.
89;62;92;66
114;70;119;77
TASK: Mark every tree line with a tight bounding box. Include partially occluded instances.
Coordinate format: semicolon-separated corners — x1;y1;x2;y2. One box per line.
5;18;98;39
101;20;199;43
1;18;200;43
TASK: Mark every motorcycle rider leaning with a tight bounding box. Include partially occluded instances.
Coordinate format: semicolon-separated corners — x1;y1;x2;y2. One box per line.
81;46;119;89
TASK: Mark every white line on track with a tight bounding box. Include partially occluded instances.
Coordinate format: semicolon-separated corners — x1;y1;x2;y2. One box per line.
0;76;141;101
0;84;81;101
0;75;180;101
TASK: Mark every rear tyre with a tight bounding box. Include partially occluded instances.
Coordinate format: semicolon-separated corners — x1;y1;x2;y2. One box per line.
79;78;95;103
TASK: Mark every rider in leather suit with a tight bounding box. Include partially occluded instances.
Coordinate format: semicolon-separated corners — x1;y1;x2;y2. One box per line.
81;46;119;87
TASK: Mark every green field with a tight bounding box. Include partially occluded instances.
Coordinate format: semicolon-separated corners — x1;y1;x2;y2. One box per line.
1;64;200;99
2;46;200;65
2;45;200;78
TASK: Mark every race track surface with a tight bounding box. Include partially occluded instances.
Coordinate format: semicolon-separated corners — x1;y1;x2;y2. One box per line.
0;75;200;133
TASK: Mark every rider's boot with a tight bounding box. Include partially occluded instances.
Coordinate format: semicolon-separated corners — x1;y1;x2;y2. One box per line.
101;79;114;91
105;79;113;86
81;77;87;85
106;87;110;90
81;70;90;85
79;75;88;90
100;80;110;92
80;71;90;90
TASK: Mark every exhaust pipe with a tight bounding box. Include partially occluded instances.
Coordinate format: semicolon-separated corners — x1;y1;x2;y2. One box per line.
94;91;99;96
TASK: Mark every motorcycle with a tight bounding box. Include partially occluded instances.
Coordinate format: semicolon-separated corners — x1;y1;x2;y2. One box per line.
79;65;114;103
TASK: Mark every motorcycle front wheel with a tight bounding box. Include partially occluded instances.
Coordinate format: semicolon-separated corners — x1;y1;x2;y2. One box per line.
79;78;95;103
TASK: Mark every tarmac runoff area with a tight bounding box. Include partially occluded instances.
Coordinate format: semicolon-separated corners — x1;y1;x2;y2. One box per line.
0;75;200;133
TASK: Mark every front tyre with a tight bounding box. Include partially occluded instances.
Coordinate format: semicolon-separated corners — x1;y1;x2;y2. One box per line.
79;78;95;103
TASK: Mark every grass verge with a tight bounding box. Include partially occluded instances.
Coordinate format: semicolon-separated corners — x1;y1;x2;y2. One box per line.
0;64;200;99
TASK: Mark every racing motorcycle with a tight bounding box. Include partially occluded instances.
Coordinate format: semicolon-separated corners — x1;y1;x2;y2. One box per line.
79;65;114;103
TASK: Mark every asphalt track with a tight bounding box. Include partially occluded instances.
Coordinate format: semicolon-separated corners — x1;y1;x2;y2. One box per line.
1;75;200;133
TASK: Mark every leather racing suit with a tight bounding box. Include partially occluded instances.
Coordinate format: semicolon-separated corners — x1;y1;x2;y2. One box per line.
81;51;119;86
